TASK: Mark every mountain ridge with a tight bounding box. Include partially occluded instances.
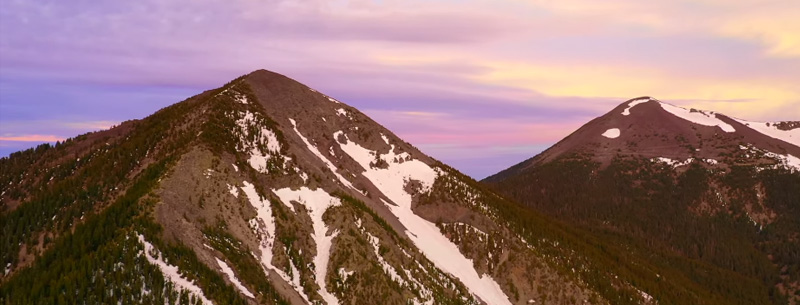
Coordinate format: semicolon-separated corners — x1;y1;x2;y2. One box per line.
0;69;611;305
483;96;800;305
3;69;796;305
485;96;800;183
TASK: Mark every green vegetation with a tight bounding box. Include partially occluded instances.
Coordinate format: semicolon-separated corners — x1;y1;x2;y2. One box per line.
1;94;199;275
203;223;289;305
324;199;477;305
335;192;401;240
0;75;268;304
486;155;799;304
0;157;249;304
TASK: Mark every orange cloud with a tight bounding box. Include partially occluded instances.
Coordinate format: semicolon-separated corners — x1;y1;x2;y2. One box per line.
470;60;800;121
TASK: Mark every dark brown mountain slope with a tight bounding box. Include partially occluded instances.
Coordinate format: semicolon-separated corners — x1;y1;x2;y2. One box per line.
484;96;800;305
487;97;799;182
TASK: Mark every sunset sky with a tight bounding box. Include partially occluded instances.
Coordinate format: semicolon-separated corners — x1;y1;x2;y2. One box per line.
1;0;799;178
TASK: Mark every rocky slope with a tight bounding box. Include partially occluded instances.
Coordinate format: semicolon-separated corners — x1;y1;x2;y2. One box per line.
2;70;672;305
484;97;800;305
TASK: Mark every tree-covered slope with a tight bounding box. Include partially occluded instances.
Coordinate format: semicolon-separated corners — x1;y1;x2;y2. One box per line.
5;71;789;305
484;98;800;305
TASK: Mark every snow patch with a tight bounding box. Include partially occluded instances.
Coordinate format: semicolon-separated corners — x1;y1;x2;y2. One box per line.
242;181;278;267
333;132;511;305
290;118;356;190
227;184;239;198
365;232;407;286
237;112;281;153
659;102;735;132
137;235;213;305
602;128;620;139
636;288;654;303
294;167;309;183
336;108;348;117
234;92;249;104
334;131;436;207
740;144;800;171
452;222;488;240
272;187;342;305
215;258;255;298
653;157;694;168
236;111;282;173
763;150;800;171
622;97;650;115
242;181;311;302
733;119;800;147
338;268;354;282
232;164;239;172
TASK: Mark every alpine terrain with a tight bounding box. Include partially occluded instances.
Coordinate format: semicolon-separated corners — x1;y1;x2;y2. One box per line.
2;71;795;305
485;97;800;305
1;70;670;305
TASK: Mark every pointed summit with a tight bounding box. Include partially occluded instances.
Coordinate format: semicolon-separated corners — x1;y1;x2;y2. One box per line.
10;68;639;305
486;96;799;182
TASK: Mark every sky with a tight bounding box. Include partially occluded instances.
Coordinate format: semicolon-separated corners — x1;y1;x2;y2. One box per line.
1;0;799;179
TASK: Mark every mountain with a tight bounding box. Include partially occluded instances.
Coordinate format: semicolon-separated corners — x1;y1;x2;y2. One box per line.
3;70;678;305
484;97;800;305
486;96;799;181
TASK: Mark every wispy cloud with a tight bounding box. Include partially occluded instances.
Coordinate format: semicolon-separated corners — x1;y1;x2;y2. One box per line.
1;0;798;177
62;120;118;130
0;134;65;142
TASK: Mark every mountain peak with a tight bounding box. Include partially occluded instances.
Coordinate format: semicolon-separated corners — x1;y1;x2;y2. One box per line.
484;102;800;305
611;97;737;133
5;70;799;304
244;68;292;83
7;70;562;304
485;97;799;182
615;96;657;116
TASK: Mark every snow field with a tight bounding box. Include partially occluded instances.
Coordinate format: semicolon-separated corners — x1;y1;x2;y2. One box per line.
227;183;239;198
137;235;213;305
365;232;407;286
290;118;356;190
602;128;621;139
242;181;311;303
333;131;512;305
733;119;800;147
659;102;735;132
235;111;282;173
622;97;651;116
272;187;342;305
215;258;255;298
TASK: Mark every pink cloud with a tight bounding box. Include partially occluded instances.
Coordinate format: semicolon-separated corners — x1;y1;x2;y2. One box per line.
0;134;66;142
62;120;118;130
365;109;585;147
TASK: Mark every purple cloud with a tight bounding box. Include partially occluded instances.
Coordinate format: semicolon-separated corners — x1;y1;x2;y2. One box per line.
1;0;798;178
